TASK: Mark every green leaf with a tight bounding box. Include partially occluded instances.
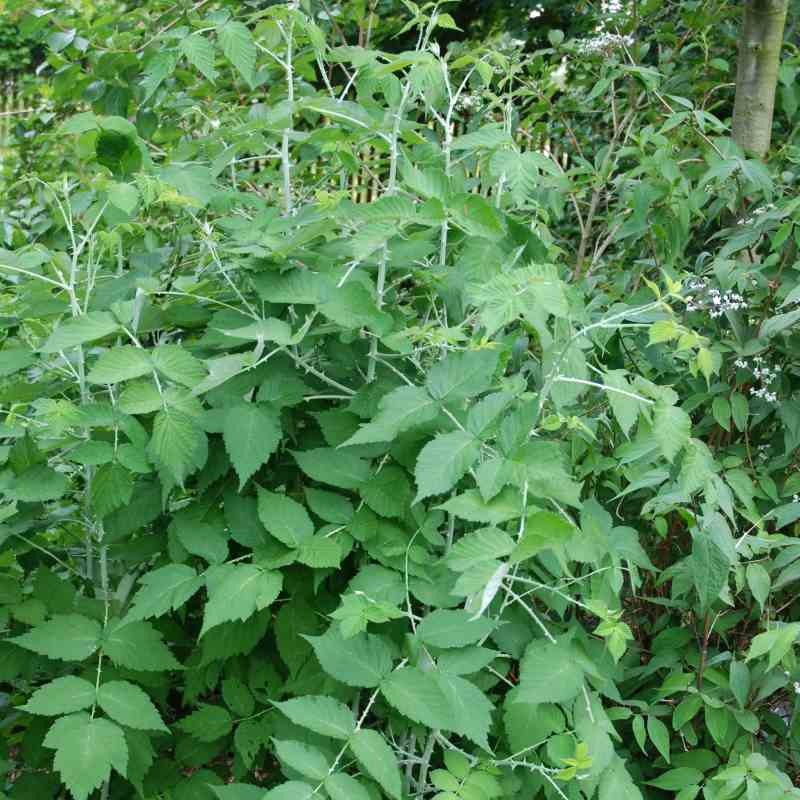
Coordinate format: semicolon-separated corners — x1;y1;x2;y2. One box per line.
653;402;691;462
273;739;330;782
41;312;120;353
325;773;371;800
646;768;704;791
13;464;69;502
102;619;182;672
180;33;218;81
434;671;494;750
729;661;750;709
599;757;643;800
223;403;281;489
306;627;393;688
513;441;582;506
343;386;438;445
257;489;314;548
125;564;203;622
746;623;800;670
21;676;96;716
381;667;455;730
43;713;128;800
151;345;207;388
511;511;576;562
746;562;770;610
348;729;403;800
273;696;355;740
178;704;233;742
293;447;371;489
647;716;671;763
147;409;208;485
201;564;283;636
673;695;702;730
414;431;480;502
97;680;168;731
604;370;642;436
218;21;256;85
13;614;101;661
88;346;152;384
142;50;178;101
107;182;139;214
297;536;342;568
690;535;729;612
426;350;498;403
417;609;495;649
445;527;516;571
212;786;265;800
264;782;315;800
516;638;584;705
91;463;134;518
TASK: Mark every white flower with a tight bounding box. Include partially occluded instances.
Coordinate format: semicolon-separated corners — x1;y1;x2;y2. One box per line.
529;5;544;19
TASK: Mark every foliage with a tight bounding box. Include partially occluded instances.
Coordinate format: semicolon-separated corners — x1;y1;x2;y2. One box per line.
1;2;800;800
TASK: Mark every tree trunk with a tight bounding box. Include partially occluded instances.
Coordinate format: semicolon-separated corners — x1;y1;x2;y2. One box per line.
732;0;789;158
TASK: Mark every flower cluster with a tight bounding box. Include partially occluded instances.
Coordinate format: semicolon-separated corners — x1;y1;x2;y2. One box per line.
735;355;781;403
737;203;776;225
575;32;634;55
575;0;633;55
528;4;544;19
685;280;747;318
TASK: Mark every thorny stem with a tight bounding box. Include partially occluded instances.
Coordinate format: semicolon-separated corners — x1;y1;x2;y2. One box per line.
367;81;411;382
280;17;295;215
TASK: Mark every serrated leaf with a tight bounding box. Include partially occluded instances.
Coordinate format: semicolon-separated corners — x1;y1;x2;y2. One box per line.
257;489;313;548
102;619;182;671
201;564;283;636
296;536;342;568
293;447;371;489
88;346;152;384
21;676;96;716
349;729;402;800
180;33;218;81
41;312;120;353
381;667;455;730
223;403;281;489
437;672;493;750
218;21;256;85
690;535;729;612
417;609;495;649
125;564;203;622
151;345;207;388
325;773;371;800
273;739;330;781
13;614;101;661
97;680;168;731
426;349;498;403
516;638;584;704
13;464;69;502
264;782;315;800
177;704;233;742
91;463;133;518
306;627;393;687
653;402;691;462
414;431;480;502
147;409;208;485
43;713;128;800
273;695;355;740
343;385;438;445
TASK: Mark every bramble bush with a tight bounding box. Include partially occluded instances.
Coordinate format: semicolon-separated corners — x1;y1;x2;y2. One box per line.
1;1;800;799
